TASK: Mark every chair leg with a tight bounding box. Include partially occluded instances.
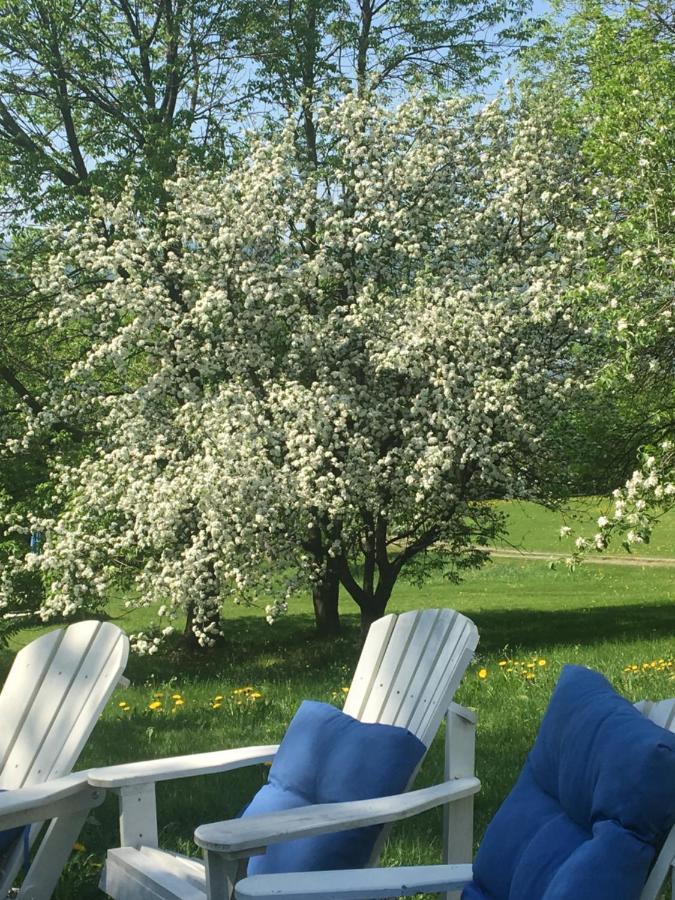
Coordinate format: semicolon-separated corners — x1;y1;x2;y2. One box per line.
204;850;238;900
443;705;476;900
17;810;89;900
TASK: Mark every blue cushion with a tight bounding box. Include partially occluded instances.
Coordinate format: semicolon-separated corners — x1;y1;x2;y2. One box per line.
0;789;29;866
244;700;426;875
463;665;675;900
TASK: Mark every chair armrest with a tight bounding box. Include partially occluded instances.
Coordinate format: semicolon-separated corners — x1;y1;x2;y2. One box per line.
195;777;481;855
0;772;104;830
87;745;279;789
236;863;474;900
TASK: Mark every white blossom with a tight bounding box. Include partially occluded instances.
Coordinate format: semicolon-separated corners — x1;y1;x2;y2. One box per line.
2;92;600;648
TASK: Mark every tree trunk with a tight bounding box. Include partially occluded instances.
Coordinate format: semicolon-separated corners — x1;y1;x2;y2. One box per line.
358;596;388;643
182;599;221;650
312;565;341;638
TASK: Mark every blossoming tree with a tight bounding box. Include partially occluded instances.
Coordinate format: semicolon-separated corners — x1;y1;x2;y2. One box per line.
2;93;595;646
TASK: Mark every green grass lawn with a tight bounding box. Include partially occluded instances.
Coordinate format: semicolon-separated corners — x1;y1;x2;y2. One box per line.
496;497;675;558
1;513;674;897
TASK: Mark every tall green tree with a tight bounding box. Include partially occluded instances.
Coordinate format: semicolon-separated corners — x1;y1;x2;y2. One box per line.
234;0;537;167
522;0;675;546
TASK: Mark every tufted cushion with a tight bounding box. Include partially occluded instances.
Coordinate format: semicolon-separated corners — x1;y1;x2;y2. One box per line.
463;665;675;900
244;700;426;875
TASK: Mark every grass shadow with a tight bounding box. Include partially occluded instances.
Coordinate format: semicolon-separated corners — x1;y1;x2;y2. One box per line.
469;602;675;654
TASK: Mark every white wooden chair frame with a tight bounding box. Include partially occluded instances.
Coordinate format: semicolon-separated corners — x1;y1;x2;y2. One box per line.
0;620;129;900
90;609;480;900
234;697;675;900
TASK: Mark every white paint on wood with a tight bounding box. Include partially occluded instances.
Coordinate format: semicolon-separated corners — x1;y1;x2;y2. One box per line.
194;778;480;855
639;825;675;900
45;623;129;781
0;621;128;899
0;771;97;826
138;847;206;893
638;696;675;900
18;807;91;900
358;611;420;725
409;617;478;746
103;847;206;900
203;850;239;900
30;623;128;783
0;629;63;779
89;746;279;789
2;622;101;789
443;704;476;900
235;863;474;900
119;782;159;849
341;614;398;720
0;622;129;790
377;609;446;728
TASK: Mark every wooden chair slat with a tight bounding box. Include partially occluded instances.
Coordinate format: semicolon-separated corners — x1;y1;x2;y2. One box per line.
408;616;478;744
0;629;64;780
32;624;129;782
0;620;129;898
646;698;675;731
358;611;425;725
342;614;398;720
378;609;452;731
1;622;105;789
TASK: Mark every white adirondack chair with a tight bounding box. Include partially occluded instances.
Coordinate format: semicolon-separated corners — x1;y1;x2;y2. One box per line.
0;620;129;900
234;697;675;900
89;608;480;900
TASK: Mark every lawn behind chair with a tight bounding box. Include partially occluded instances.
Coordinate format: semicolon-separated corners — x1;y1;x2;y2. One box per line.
0;505;673;898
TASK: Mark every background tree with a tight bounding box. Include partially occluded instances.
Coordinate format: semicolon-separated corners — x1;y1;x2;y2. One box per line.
232;0;538;168
2;92;598;642
524;0;674;496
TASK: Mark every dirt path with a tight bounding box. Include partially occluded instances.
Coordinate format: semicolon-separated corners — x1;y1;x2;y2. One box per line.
485;547;675;567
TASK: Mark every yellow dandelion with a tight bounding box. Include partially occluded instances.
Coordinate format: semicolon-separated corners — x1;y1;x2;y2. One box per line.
538;659;547;667
215;694;225;702
478;668;488;679
171;693;183;701
73;842;86;852
525;672;535;681
498;660;507;667
212;702;222;710
341;687;349;693
174;698;185;706
250;692;262;700
148;701;162;710
118;701;128;708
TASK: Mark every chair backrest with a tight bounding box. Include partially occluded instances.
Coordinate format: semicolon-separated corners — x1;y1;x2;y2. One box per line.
637;697;675;900
0;620;129;790
344;608;479;749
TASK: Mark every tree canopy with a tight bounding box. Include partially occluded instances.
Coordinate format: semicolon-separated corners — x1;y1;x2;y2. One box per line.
1;91;600;643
